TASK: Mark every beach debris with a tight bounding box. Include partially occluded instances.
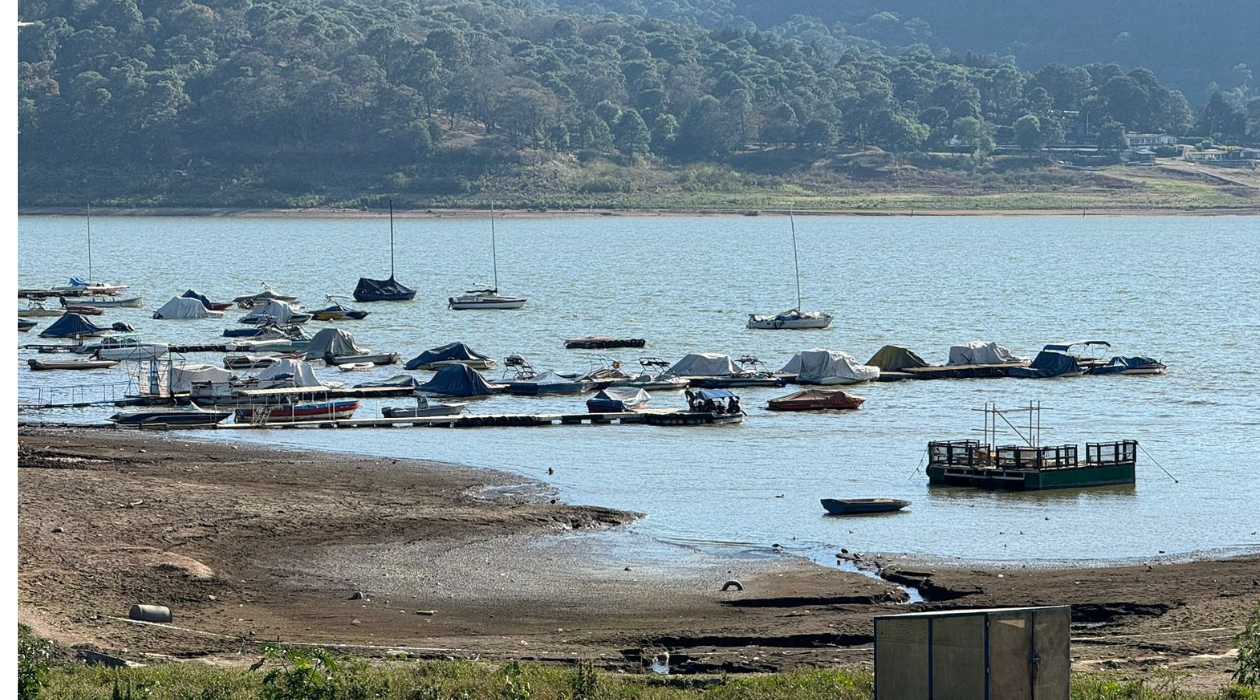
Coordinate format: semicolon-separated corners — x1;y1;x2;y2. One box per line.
547;467;554;475
721;580;743;592
129;604;172;623
415;610;436;616
624;566;632;571
51;526;64;533
348;591;365;600
352;619;361;625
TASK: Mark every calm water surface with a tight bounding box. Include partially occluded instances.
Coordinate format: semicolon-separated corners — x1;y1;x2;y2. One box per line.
17;214;1260;564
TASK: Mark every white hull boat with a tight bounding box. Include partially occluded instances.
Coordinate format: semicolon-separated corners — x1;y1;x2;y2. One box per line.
748;211;831;330
449;204;527;310
96;343;170;361
382;396;467;418
747;309;833;330
63;296;144;309
448;291;528;310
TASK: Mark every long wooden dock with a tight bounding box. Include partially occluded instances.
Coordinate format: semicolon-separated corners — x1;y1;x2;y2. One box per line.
123;410;740;431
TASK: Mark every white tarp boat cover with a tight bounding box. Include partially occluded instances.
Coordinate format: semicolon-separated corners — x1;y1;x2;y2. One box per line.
779;349;880;383
304;328;367;360
240;299;297;324
866;345;929;371
154;296;212;319
531;370;577;385
947;340;1027;366
170;364;234;393
666;353;740;377
591;386;650;406
255;358;325;387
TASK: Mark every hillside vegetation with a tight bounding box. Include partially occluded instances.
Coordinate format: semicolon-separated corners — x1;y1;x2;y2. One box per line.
16;0;1260;210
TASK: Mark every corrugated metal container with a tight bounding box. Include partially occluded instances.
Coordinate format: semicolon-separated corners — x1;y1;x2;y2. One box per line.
874;606;1070;700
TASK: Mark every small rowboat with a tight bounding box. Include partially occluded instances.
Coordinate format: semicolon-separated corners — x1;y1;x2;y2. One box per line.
339;362;374;372
324;352;400;367
821;498;910;515
27;358;121;371
63;305;105;316
61;296;143;309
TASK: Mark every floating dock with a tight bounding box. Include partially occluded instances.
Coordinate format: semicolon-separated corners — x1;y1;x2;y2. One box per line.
119;410;738;431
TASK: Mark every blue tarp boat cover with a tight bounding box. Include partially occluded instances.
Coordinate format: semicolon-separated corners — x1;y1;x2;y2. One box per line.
416;364;496;397
405;342;492;370
39;313;107;338
67;277;87;287
1008;351;1082;378
182;289;214;308
1089;356;1161;375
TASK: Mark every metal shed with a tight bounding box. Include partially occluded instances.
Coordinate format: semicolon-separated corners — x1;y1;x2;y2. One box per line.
874;606;1070;700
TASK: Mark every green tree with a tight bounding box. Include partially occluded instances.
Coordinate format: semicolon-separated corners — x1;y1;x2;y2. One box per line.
798;118;836;152
1096;120;1128;152
871;110;929;152
651;112;678;154
952;116;995;156
1013;114;1045;152
1236;602;1260;686
613;108;651;156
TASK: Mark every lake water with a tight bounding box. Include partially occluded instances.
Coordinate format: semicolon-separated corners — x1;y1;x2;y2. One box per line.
17;213;1260;565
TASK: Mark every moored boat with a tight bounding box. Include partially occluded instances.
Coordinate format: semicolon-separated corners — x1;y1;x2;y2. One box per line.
354;201;417;302
768;389;865;411
747;210;831;330
108;404;232;426
381;395;467;418
62;304;104;316
27;358;121;371
311;297;370;321
223;354;280;370
405;342;496;371
586;386;651;413
61;296;143;309
233;284;300;309
18;301;64;318
926;402;1138;490
325;352;399;367
19;319;37;332
609;358;690;391
234;400;361;424
821;498;910;515
448;204;526;310
565;336;646;350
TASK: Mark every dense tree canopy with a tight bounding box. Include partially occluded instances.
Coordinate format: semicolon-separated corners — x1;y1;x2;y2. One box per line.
16;0;1242;203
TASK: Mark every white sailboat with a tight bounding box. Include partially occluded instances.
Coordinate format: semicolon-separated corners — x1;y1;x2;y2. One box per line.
52;203;131;297
747;210;832;330
448;204;527;310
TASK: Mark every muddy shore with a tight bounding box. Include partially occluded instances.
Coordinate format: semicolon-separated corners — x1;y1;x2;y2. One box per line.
17;426;1259;686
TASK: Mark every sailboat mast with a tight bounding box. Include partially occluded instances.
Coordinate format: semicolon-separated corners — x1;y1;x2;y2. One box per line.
490;203;499;292
86;201;93;283
789;209;802;311
388;199;395;279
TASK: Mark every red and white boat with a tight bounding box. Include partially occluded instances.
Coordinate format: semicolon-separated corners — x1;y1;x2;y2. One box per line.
767;389;865;412
234;400;360;423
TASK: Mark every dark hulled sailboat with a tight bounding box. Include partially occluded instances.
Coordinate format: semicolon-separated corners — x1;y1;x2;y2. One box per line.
354;200;416;302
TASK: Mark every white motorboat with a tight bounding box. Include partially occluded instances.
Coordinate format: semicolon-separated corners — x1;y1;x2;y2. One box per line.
609;358;690;391
62;296;143;309
338;362;375;372
449;204;527;310
108;404;232;426
381;395;467;418
747;210;831;330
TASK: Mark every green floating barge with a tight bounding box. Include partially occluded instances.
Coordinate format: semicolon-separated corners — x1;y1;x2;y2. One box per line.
926;403;1137;490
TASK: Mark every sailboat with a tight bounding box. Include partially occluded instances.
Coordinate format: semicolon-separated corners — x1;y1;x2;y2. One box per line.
448;204;527;310
353;200;416;302
746;210;832;330
52;203;131;297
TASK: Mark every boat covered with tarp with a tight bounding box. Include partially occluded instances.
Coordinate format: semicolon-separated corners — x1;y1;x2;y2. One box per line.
182;290;232;311
665;353;740;377
170;364;235;393
1088;356;1167;376
503;369;596;395
255;358;326;388
304;328;368;361
354;276;416;302
865;345;929;372
1008;351;1084;379
416;363;498;397
239;299;309;325
154;296;222;319
946;340;1028;366
586;386;651;413
779;349;880;385
768;389;865;411
354;375;424;389
39;313;109;338
406;342;495;371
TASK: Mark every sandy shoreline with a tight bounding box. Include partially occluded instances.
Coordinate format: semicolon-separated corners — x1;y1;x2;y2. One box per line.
17;425;1260;684
18;205;1260;218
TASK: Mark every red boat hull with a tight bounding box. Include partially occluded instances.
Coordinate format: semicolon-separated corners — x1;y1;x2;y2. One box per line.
234;401;360;423
767;390;865;411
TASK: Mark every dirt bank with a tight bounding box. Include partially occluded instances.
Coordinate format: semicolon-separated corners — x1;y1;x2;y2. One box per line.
17;426;1259;685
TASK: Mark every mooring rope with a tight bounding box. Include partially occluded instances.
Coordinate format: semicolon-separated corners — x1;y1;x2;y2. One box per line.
1138;443;1179;483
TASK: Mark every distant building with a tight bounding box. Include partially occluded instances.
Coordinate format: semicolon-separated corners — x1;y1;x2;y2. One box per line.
1185;149;1226;162
1125;133;1177;148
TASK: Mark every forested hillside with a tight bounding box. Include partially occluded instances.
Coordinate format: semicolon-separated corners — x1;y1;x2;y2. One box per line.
16;0;1259;209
